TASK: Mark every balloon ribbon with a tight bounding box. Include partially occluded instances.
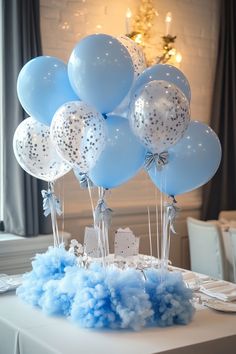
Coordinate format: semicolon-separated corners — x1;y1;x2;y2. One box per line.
165;196;180;234
76;172;95;189
94;188;112;265
145;151;169;170
94;197;113;227
41;189;62;217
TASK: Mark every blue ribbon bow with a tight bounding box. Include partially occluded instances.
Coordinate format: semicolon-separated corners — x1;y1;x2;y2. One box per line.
145;151;169;170
41;189;62;217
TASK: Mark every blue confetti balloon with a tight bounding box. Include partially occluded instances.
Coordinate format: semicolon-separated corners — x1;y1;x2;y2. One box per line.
89;115;146;189
148;121;222;196
68;34;134;114
132;64;191;102
17;56;78;126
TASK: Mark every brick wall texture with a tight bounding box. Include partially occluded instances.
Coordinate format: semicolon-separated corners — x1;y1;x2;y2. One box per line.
40;0;220;224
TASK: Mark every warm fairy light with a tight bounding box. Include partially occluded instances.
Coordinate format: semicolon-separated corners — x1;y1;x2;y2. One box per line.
175;52;182;63
134;33;143;44
125;8;132;34
126;1;181;66
165;12;172;23
168;48;176;56
126;8;132;19
165;12;172;35
60;21;70;30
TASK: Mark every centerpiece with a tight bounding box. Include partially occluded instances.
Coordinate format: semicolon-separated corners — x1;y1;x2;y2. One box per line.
13;33;221;331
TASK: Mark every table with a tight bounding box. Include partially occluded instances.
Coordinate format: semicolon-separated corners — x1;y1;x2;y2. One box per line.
1;292;236;354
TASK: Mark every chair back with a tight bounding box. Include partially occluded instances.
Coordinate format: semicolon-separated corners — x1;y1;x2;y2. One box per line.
187;217;225;279
219;210;236;223
229;228;236;282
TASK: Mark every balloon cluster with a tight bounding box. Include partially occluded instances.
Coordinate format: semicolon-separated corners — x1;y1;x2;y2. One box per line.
13;34;220;330
14;33;221;198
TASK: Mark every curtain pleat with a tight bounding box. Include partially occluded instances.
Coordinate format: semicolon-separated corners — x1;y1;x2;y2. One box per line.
2;0;51;236
202;0;236;220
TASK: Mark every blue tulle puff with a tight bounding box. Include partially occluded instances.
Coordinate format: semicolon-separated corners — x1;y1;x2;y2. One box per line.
144;269;195;327
71;264;153;330
17;248;195;330
16;245;77;307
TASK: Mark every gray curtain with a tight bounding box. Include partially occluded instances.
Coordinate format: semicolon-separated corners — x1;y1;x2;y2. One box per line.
2;0;51;236
202;0;236;220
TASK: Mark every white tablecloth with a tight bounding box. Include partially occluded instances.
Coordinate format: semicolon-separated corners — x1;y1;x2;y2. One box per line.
1;292;236;354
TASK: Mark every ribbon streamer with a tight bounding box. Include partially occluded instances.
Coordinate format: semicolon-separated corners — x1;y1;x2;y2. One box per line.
78;173;95;189
165;197;180;234
144;151;169;171
94;188;112;265
94;198;113;227
41;189;62;217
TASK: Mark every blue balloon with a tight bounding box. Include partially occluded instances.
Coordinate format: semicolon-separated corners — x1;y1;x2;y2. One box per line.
17;56;78;126
148;121;221;196
68;34;134;114
89;115;146;189
131;64;191;102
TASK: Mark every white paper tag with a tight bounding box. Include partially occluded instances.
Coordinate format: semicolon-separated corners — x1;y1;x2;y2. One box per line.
84;227;101;258
114;227;139;258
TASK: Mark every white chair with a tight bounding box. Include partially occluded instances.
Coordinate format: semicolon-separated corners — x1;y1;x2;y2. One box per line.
187;217;225;279
219;210;236;223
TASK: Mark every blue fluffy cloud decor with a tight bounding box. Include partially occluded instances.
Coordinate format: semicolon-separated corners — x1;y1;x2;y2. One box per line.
16;245;77;307
17;246;195;331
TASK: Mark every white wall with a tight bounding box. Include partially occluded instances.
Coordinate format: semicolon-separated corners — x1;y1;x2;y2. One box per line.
40;0;220;265
40;0;219;122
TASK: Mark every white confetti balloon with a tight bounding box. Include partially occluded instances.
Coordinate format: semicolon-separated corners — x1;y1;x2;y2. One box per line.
113;36;147;116
117;35;146;79
50;101;107;173
13;117;71;182
129;80;190;153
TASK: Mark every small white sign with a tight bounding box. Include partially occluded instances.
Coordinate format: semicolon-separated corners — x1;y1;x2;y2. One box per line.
84;226;101;258
114;227;139;258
